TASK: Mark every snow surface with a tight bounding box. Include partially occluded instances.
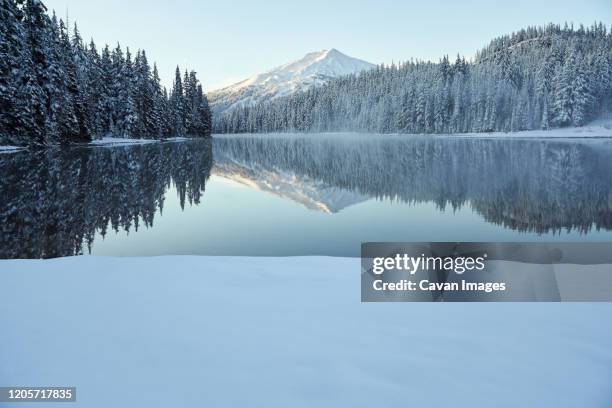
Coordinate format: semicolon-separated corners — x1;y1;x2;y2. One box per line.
1;256;611;408
0;145;25;154
208;49;375;114
89;137;193;147
443;115;612;138
90;137;159;146
162;137;190;142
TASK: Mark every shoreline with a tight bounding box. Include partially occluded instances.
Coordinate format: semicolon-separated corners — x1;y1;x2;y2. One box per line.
0;137;204;153
3;123;612;154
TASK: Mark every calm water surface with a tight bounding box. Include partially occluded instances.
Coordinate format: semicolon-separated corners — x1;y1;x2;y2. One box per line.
2;134;612;258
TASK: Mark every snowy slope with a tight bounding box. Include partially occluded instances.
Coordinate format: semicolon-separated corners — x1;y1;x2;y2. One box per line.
1;256;612;408
208;49;374;114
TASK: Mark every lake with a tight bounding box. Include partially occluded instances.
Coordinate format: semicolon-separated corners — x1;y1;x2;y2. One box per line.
1;134;612;259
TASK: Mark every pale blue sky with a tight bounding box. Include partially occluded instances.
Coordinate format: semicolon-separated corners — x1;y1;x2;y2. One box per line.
43;0;611;90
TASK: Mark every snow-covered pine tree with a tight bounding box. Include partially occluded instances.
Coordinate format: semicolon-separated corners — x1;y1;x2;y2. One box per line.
85;39;103;138
134;50;157;138
160;87;172;137
183;69;195;134
58;19;89;142
97;45;114;137
69;23;91;140
551;51;574;127
571;57;595;126
21;0;51;145
150;64;165;138
110;44;125;136
0;0;212;146
44;13;72;143
170;66;186;136
117;47;137;137
0;0;38;146
196;84;212;137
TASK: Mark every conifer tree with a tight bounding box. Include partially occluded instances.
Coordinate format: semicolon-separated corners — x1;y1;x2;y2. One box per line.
150;64;165;138
0;0;37;145
0;0;213;146
21;0;50;145
170;66;185;136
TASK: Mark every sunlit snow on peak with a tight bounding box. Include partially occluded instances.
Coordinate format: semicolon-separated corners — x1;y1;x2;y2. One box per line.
208;49;374;114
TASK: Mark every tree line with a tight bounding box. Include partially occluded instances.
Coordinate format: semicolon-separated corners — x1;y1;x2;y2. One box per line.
0;0;212;147
216;23;612;134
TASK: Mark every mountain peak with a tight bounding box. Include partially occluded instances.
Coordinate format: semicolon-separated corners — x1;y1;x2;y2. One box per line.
309;48;344;61
324;48;340;55
314;48;339;55
208;49;374;115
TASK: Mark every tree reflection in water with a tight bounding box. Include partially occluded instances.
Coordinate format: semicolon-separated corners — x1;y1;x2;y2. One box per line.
0;141;213;259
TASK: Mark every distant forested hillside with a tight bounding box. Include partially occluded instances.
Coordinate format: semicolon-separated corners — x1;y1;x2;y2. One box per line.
0;0;212;147
216;23;612;134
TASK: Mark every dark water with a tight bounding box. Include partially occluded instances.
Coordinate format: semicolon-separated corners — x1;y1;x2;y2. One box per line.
1;134;612;259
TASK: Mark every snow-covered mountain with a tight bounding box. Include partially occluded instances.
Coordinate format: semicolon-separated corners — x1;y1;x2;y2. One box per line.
208;49;374;114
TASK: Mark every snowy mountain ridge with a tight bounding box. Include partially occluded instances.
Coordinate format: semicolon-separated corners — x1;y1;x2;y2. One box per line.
208;49;375;114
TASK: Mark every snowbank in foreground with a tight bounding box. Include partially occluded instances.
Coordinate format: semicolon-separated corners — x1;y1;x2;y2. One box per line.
1;256;611;408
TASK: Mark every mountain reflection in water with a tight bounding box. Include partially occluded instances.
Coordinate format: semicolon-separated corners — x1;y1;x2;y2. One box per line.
1;135;611;258
213;135;612;232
